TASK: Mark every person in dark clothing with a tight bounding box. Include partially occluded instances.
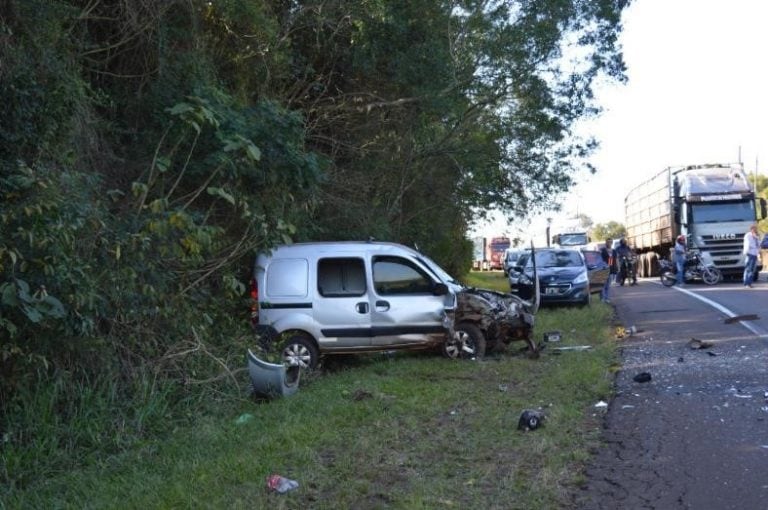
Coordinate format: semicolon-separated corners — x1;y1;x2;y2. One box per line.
600;238;615;302
616;238;637;285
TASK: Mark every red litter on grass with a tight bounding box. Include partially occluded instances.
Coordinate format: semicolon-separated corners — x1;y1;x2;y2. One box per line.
267;474;299;494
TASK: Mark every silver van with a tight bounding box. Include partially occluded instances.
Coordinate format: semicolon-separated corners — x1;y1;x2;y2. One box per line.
251;241;539;368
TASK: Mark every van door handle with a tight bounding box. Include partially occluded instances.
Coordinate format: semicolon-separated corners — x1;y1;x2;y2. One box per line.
375;300;390;311
356;302;369;314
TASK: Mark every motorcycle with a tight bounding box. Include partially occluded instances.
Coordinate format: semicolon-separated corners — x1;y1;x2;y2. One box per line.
616;254;638;286
659;252;722;287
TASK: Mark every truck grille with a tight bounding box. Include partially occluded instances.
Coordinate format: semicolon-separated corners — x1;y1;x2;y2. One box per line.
699;235;743;269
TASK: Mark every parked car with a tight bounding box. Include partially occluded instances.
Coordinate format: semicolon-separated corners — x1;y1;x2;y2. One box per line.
508;249;531;292
502;249;523;276
250;241;540;369
510;248;608;306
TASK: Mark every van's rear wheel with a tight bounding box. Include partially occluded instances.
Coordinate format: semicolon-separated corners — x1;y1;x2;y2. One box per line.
443;322;486;360
281;334;319;369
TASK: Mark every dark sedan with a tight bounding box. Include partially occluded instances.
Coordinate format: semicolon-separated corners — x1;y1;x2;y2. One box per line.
510;248;608;306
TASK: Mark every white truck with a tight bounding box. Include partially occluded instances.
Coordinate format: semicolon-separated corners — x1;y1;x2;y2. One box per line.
551;230;590;249
550;218;591;249
624;163;766;278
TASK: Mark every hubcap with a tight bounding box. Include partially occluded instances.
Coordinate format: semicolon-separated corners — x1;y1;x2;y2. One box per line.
283;344;311;368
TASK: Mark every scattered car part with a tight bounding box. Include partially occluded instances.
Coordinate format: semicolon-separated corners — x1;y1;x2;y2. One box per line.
518;409;545;431
633;372;652;383
247;349;301;398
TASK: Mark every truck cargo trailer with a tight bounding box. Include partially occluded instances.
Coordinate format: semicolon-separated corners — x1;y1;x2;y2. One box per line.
624;163;766;279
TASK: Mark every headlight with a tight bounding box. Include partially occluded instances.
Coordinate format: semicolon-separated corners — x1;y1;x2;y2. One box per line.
573;271;588;284
519;274;532;284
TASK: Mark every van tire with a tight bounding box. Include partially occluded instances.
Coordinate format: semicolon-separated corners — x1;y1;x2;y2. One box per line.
443;322;486;360
281;334;319;370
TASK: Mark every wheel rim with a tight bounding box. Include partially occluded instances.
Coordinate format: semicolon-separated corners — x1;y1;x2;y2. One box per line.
702;267;719;285
446;330;476;358
283;343;312;368
456;330;477;355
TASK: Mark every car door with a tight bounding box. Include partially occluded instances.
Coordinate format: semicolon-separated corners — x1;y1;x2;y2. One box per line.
312;256;372;347
582;250;609;294
369;255;449;347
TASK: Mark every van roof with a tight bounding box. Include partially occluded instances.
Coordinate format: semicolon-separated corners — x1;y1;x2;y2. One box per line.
262;241;422;257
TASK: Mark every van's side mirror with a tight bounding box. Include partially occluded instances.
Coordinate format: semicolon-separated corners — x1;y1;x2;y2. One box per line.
760;198;767;220
433;283;449;296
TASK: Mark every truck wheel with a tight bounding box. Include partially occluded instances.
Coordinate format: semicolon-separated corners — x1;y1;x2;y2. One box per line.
648;252;660;277
638;255;647;278
443;322;486;360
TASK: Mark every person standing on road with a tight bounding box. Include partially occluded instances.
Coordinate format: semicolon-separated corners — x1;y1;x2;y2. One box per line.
674;235;686;286
742;224;760;288
600;238;615;302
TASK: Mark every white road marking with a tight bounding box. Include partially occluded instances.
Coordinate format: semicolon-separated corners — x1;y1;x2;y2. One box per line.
651;280;766;337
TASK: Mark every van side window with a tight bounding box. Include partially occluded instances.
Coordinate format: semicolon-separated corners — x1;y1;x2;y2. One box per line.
317;258;366;297
373;257;433;295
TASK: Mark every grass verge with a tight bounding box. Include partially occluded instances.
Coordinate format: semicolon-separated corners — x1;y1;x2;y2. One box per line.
4;273;619;509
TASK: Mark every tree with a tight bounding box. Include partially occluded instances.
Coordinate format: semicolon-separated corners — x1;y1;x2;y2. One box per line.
591;221;626;242
264;0;631;264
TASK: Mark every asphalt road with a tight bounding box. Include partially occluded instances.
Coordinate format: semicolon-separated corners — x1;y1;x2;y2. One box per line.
575;277;768;510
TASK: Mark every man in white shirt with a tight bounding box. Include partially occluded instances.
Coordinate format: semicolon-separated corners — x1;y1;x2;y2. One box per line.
742;224;760;288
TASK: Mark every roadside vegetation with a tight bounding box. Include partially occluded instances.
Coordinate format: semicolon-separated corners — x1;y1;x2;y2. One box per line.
1;1;629;503
5;271;618;508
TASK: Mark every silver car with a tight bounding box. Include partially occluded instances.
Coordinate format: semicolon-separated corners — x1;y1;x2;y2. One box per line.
251;241;539;369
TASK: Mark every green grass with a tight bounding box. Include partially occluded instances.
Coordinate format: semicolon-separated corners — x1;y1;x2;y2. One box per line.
462;270;511;292
4;272;619;509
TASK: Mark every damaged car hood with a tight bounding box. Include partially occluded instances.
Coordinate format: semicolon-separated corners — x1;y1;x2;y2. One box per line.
455;287;538;328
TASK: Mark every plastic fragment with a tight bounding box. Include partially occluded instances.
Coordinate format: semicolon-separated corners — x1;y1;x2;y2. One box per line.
267;474;299;494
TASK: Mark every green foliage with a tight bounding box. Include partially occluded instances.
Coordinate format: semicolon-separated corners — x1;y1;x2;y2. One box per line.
0;0;631;491
3;305;617;507
590;221;627;243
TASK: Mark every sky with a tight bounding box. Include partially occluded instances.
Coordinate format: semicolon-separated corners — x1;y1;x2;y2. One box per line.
477;0;768;243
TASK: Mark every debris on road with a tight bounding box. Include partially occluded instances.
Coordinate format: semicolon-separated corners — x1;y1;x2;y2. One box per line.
687;338;713;350
517;409;545;431
235;413;254;425
633;372;652;383
247;349;301;399
550;345;592;352
724;314;759;324
267;474;299;494
594;400;608;408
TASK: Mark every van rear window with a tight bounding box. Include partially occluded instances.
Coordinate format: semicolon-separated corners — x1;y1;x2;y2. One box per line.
318;258;366;297
266;259;309;297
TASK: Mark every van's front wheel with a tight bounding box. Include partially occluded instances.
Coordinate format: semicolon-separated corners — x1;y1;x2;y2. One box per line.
281;334;319;369
443;322;486;360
